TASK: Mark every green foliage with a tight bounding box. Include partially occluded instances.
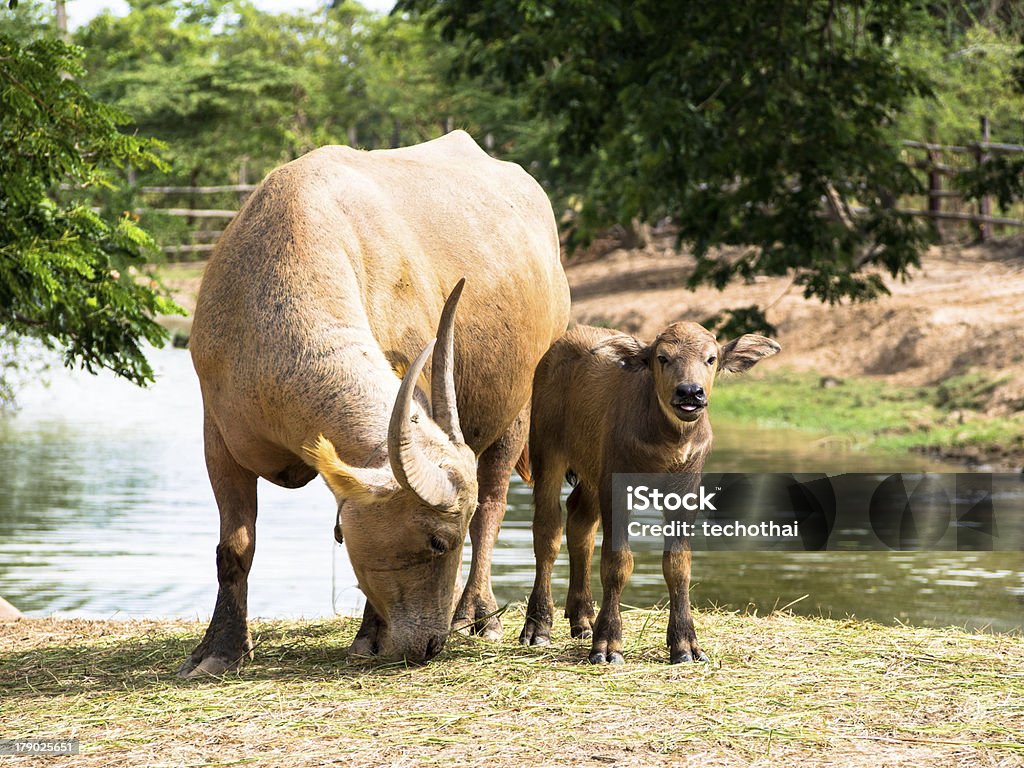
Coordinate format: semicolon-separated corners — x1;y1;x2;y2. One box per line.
955;153;1024;211
74;1;497;188
403;0;938;309
76;1;309;184
895;23;1024;145
0;31;183;389
3;0;49;39
702;306;778;340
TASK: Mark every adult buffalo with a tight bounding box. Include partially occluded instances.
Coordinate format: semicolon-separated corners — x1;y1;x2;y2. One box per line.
180;131;570;675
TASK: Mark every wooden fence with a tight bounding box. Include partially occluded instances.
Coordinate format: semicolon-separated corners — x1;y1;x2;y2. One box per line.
133;179;255;257
137;120;1024;258
899;117;1024;241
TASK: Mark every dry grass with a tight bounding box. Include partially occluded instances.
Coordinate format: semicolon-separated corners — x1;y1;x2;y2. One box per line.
1;608;1021;767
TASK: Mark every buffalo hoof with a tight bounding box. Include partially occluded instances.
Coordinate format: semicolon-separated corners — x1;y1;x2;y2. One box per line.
453;616;503;641
588;650;624;664
570;625;593;640
452;592;503;641
348;636;379;657
177;655;236;678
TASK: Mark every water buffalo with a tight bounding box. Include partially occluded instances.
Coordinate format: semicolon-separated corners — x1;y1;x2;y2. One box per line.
520;322;779;663
181;131;570;674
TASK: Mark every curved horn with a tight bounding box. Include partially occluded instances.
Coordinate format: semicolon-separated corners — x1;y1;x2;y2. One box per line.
431;278;466;445
388;339;459;510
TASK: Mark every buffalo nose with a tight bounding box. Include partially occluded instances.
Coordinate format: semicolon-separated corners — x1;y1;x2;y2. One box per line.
422;633;446;662
675;384;706;402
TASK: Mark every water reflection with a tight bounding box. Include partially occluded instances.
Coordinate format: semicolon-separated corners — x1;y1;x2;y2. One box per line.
0;346;1021;632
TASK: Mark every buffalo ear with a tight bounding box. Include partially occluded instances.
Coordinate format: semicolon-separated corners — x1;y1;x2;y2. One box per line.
589;333;651;372
720;334;781;373
304;434;396;502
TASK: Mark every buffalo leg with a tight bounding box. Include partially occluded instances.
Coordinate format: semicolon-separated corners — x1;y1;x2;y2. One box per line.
590;487;633;664
518;451;566;646
349;601;386;656
453;410;528;640
564;484;599;638
663;542;707;663
178;414;257;677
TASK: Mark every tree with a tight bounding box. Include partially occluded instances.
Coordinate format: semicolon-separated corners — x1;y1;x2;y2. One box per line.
402;0;941;328
895;21;1024;145
74;0;485;176
0;23;182;404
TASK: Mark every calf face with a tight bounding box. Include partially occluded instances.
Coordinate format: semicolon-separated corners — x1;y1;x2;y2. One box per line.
648;322;720;423
629;322;780;425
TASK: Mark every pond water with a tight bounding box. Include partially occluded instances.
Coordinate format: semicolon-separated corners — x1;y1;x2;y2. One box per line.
0;345;1021;632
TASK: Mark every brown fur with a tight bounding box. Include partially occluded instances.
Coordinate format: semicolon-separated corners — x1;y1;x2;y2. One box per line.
520;322;779;663
181;132;569;674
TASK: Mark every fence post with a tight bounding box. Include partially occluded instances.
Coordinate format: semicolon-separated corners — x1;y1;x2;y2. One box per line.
927;147;942;239
975;115;992;242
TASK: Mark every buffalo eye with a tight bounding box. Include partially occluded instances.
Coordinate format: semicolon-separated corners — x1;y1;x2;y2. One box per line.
429;535;449;555
706;354;717;366
657;354;669;366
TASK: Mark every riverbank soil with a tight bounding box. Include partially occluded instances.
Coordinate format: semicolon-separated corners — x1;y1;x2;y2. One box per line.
1;610;1020;767
156;235;1024;466
564;233;1024;467
566;234;1024;396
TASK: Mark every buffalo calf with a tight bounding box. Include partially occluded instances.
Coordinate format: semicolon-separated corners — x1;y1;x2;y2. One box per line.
519;322;780;663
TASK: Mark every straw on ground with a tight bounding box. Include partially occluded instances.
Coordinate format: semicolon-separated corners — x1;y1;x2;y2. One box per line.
1;607;1021;767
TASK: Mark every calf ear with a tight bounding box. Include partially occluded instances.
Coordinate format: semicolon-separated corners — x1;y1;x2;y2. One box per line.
720;334;781;373
589;334;651;372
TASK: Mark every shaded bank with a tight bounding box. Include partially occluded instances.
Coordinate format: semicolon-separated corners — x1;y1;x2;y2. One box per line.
1;610;1021;767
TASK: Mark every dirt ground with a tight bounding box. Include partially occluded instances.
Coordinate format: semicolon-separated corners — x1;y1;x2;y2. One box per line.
564;232;1024;414
160;233;1024;414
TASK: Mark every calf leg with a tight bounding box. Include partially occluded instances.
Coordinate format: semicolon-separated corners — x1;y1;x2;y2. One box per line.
590;488;633;664
178;414;258;677
564;484;599;639
663;543;707;663
519;454;567;647
453;410;528;640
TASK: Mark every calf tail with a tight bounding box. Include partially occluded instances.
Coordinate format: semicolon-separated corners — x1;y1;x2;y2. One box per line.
514;444;532;485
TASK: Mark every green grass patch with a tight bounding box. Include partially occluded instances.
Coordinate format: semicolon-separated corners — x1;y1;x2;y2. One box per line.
715;370;1024;463
1;610;1021;767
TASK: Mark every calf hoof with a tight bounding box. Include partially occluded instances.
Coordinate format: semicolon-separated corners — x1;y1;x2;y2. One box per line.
518;620;551;647
177;654;236;678
588;650;624;664
669;650;710;664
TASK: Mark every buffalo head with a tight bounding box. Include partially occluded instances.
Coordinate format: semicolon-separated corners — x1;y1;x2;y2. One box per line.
307;281;477;663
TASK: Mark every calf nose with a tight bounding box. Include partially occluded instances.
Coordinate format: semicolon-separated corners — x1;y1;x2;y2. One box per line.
674;383;706;402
